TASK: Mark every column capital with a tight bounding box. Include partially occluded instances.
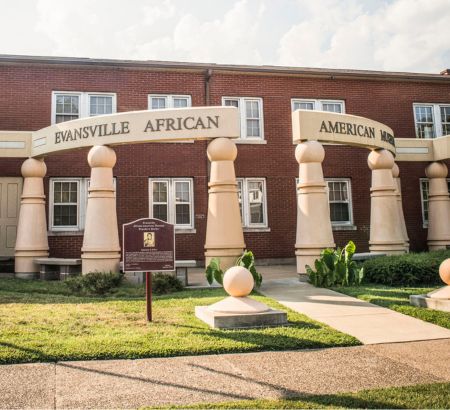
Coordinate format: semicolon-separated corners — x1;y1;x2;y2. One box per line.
368;149;394;171
21;157;46;178
207;138;237;162
426;161;448;179
295;141;324;164
88;145;117;168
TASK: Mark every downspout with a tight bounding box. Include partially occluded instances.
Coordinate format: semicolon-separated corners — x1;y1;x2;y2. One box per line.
204;68;213;106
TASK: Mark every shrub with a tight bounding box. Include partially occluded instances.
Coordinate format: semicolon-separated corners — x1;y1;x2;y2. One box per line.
306;241;364;287
65;271;123;295
362;250;450;286
152;273;183;295
205;250;263;288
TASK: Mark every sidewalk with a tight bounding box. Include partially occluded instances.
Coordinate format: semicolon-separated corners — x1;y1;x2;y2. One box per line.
1;340;449;409
260;278;450;344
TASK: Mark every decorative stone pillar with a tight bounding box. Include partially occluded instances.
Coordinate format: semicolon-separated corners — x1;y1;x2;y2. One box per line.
81;145;120;274
392;163;409;252
295;141;335;275
205;138;245;271
368;149;405;254
14;158;49;279
426;162;450;250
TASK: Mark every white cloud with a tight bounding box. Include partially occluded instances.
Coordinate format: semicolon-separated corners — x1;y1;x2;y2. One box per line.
277;0;450;72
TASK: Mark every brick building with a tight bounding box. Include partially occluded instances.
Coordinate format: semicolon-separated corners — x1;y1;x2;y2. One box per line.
0;55;449;264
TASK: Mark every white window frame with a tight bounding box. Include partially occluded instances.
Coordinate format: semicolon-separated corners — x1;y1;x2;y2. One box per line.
148;178;194;230
413;103;450;139
420;178;450;226
291;99;345;113
222;97;264;140
51;91;117;124
326;178;354;226
49;178;85;231
148;94;192;110
236;178;268;228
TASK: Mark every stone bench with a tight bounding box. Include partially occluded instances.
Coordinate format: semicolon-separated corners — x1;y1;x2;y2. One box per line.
352;252;386;261
34;258;82;281
120;260;197;286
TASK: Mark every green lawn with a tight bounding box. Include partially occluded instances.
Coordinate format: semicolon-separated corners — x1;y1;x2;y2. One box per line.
333;285;450;329
0;278;359;364
147;382;450;409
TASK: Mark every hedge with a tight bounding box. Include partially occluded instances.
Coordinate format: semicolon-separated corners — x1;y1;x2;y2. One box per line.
362;250;450;286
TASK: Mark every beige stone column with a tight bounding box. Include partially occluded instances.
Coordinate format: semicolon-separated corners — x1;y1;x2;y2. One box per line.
426;162;450;251
392;163;409;252
81;145;120;274
368;149;405;254
295;141;335;274
14;158;49;279
205;138;245;271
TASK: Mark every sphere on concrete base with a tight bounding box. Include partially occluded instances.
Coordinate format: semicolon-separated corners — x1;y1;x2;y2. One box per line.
207;137;237;162
295;141;325;164
439;258;450;285
368;149;394;170
88;145;117;168
21;158;47;178
426;162;448;179
223;266;254;297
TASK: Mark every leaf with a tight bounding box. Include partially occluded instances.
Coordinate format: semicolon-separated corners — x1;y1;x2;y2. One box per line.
322;252;334;271
213;268;224;285
344;240;356;262
205;265;213;285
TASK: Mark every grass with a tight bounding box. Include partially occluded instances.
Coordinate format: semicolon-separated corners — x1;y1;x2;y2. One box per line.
147;382;450;409
332;284;450;329
0;278;359;364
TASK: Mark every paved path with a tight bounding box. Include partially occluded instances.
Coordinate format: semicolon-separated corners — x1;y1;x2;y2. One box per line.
1;340;449;409
260;278;450;344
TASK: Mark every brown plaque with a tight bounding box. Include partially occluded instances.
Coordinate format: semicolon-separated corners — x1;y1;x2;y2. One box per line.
122;218;175;272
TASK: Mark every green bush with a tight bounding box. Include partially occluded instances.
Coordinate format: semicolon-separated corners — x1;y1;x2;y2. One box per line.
306;241;364;287
205;250;263;288
152;273;183;295
362;250;450;286
65;271;123;295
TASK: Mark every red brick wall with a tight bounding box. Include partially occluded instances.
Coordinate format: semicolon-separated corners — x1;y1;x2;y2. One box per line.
0;62;449;261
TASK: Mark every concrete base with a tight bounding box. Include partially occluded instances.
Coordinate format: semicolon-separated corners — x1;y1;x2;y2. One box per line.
15;272;38;280
195;305;287;329
410;294;450;312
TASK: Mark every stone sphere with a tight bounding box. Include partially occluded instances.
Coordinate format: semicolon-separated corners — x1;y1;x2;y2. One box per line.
88;145;117;168
223;266;254;297
426;162;448;179
368;149;394;170
439;258;450;285
21;158;47;178
391;163;400;178
207;138;237;162
295;141;325;164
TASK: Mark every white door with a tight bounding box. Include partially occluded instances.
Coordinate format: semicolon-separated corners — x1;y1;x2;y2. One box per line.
0;178;22;257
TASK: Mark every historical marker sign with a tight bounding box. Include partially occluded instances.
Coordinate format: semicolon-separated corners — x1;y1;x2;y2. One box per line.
122;218;175;272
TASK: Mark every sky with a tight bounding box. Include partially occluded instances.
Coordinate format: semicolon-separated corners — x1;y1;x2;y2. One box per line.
0;0;449;73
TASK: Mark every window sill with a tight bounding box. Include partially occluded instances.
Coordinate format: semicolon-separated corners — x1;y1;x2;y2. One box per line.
332;225;357;231
175;228;197;234
235;139;267;145
48;230;84;236
243;227;271;233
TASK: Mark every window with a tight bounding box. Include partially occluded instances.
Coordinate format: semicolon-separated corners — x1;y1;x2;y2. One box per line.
295;177;353;226
52;92;116;124
292;99;345;113
148;95;192;109
236;178;268;228
222;97;264;140
414;104;450;138
49;178;116;231
420;178;450;225
149;178;194;229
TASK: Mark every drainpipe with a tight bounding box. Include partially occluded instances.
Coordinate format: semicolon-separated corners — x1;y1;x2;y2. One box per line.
204;68;213;106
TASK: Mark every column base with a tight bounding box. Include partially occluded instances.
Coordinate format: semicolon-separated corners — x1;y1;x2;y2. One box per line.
81;251;121;275
15;272;38;280
204;248;245;271
295;244;335;275
369;242;406;255
428;241;450;251
14;251;49;277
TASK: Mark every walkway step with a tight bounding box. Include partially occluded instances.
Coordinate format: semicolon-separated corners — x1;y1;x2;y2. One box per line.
260;279;450;344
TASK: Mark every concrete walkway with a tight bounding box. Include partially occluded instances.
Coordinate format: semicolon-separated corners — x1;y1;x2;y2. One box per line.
260;278;450;344
1;340;449;409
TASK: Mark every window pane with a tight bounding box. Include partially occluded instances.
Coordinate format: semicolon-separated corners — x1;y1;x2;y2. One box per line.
173;98;188;108
330;203;349;222
175;204;190;225
248;181;264;224
224;99;239;108
53;205;77;226
246;100;259;118
441;106;450;136
322;103;342;113
151;97;166;109
153;204;168;222
153;182;167;203
236;180;243;223
294;102;314;110
175;182;190;203
90;96;113;116
246;119;260;137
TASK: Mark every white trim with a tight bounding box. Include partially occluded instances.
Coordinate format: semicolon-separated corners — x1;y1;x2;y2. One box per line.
222;97;264;140
49;178;83;231
419;178;450;226
325;178;354;226
413;103;450;138
148;94;192;109
236;177;268;228
148;178;195;230
291;98;346;113
51;91;117;124
396;147;429;154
